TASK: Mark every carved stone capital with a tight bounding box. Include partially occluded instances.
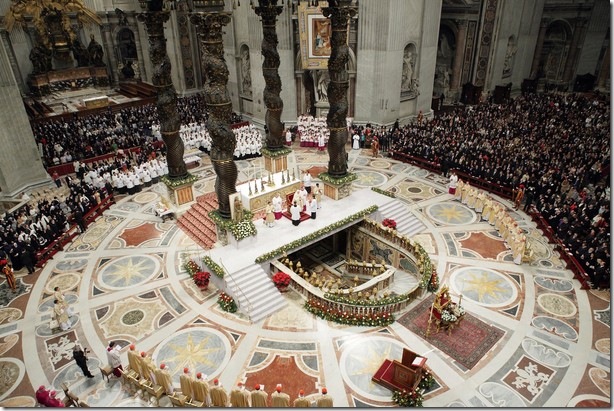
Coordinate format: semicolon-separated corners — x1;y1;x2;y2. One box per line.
254;1;283;23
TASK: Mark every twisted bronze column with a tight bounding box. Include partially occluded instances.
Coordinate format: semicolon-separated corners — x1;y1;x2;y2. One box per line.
254;0;285;150
322;0;357;177
191;11;237;219
137;11;188;179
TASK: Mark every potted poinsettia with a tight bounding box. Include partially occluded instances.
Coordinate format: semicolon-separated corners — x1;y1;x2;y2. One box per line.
382;218;397;230
272;272;291;292
193;271;211;289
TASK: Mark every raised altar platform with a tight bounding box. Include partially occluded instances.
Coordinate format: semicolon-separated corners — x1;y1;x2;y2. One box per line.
237;171;302;213
207;187;391;274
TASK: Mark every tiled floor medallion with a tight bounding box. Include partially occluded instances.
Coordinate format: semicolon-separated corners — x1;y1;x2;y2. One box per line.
0;358;25;401
339;336;404;402
352;171;387;187
450;267;517;307
588;367;610;397
45;330;79;371
531;317;578;341
152;327;231;387
537;293;577;318
98;255;160;289
502;355;554;403
426;202;477;226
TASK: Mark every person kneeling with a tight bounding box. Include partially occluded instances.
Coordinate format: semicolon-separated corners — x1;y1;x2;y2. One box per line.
290;202;301;226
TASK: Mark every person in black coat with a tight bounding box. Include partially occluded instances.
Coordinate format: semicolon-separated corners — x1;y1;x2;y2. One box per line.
72;345;94;378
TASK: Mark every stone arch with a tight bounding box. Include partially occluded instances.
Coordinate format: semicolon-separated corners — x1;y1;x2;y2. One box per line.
540;20;573;81
294;47;356;118
116;27;137;64
434;24;455;100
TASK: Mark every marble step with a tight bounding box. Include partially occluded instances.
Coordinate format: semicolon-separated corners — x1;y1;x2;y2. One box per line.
226;265;287;323
388;269;420;295
377;200;426;238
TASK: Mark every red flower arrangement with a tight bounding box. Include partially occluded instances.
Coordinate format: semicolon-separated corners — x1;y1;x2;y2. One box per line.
272;272;291;290
382;218;397;230
193;271;211;288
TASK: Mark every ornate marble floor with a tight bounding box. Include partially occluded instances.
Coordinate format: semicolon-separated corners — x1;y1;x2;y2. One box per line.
0;146;609;407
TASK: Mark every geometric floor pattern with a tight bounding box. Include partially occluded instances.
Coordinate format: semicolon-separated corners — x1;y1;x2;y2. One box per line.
0;144;609;407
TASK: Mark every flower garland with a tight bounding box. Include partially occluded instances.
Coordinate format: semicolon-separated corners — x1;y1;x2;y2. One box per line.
160;173;199;188
323;292;413;307
255;205;378;263
418;369;435;391
183;259;200;276
371;187;396;198
261;147;292;158
382;218;397;229
317;172;357;185
202;256;225;278
392;388;424;407
217;292;238;313
304;299;395;327
272;272;291;289
427;270;439;292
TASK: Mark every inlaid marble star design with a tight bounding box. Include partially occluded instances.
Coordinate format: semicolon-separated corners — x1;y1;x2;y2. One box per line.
99;256;158;289
427;203;475;225
348;341;392;388
462;270;510;303
163;333;222;376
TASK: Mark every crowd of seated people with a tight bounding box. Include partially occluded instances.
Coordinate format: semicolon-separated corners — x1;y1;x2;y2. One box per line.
0;142;170;272
32;91;244;168
0;173;112;272
295;115;353;149
158;121;263;160
390;92;610;289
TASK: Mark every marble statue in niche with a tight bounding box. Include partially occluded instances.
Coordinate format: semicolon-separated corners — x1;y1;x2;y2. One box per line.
503;36;517;78
401;44;419;99
241;46;252;97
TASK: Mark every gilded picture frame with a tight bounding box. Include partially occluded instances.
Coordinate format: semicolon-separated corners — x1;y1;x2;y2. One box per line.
298;1;330;70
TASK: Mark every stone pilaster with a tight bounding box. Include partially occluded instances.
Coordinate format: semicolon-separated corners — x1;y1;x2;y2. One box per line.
530;19;549;79
562;18;587;83
450;19;467;92
0;39;50;195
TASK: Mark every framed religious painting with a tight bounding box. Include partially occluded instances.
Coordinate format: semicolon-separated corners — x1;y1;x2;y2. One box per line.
298;1;331;70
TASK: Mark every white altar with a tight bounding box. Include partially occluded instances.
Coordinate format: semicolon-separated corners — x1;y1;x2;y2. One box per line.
237;171;301;212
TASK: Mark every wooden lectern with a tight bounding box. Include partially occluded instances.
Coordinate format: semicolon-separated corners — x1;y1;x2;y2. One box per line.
372;348;427;392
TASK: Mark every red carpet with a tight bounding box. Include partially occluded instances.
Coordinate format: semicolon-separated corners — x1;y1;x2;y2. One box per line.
281;210;312;222
397;296;505;370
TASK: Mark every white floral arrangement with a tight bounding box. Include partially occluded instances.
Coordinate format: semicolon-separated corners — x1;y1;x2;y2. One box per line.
441;309;458;323
231;220;257;241
452;305;465;317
